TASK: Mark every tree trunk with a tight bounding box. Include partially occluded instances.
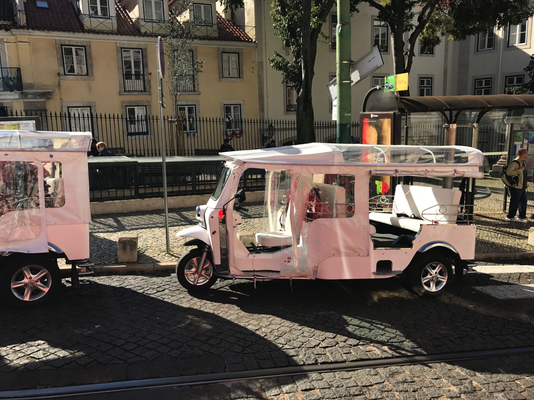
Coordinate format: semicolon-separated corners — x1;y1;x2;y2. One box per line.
296;0;315;144
392;0;410;96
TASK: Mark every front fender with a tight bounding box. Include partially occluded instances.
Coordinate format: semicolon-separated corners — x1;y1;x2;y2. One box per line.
176;225;210;246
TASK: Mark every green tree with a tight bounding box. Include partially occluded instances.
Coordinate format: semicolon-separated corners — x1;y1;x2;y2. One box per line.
357;0;534;95
223;0;346;143
522;54;534;93
164;0;204;126
220;0;534;143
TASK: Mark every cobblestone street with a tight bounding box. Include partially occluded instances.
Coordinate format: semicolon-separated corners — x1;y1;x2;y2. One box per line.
1;269;533;398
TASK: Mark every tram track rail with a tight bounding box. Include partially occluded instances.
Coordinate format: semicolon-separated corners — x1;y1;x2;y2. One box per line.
2;346;534;399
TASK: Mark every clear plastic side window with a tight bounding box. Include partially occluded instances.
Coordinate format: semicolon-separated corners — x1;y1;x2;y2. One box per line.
0;161;43;243
43;162;65;208
304;174;355;220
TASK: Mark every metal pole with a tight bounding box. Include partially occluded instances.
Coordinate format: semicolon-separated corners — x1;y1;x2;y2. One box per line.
336;0;351;143
158;76;170;253
443;123;456;189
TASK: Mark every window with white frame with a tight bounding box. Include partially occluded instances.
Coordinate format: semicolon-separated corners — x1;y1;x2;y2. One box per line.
419;77;433;96
224;104;242;132
221;52;240;78
286;83;297;112
372;75;385;88
67;107;92;132
420;43;434;55
331;14;337;50
144;0;164;21
193;3;213;26
474;78;492;95
62;45;88;76
373;19;388;52
509;20;528;46
177;105;197;133
126;106;148;135
89;0;109;17
505;75;525;94
477;28;495;51
122;48;145;92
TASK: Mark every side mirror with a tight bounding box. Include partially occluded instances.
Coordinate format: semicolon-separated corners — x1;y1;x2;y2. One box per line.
235;188;246;204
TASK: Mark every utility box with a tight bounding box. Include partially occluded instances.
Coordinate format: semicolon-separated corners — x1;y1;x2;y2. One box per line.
118;233;138;263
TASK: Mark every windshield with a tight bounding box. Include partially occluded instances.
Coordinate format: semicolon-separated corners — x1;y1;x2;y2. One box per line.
212;167;231;200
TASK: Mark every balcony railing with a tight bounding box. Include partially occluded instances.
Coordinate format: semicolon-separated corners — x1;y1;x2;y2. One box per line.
123;73;146;92
0;67;23;92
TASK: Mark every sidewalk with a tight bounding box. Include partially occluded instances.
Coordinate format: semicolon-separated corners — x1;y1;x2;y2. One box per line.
86;177;534;271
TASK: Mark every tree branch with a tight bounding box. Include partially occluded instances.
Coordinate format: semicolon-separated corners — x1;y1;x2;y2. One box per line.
406;0;440;72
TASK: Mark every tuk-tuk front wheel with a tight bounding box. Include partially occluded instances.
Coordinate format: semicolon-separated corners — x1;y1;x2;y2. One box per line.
176;249;217;292
408;251;453;297
0;255;61;308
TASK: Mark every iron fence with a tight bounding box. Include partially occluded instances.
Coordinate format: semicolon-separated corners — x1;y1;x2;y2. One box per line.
6;111;361;157
4;111;509;201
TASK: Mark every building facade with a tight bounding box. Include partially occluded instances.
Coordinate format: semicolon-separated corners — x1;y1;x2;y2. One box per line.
0;0;258;136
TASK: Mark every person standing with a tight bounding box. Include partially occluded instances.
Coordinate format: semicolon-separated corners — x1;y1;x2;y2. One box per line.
506;148;529;222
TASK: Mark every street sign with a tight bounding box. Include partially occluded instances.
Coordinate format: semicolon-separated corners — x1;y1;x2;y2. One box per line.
157;36;165;80
327;46;383;101
396;73;409;91
385;75;395;91
384;73;409;92
332;99;337;121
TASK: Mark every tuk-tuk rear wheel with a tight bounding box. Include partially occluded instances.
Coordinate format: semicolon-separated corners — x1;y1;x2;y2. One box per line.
176;249;217;291
408;251;453;297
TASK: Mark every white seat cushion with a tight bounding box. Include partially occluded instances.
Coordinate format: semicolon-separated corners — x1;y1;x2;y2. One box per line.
255;232;293;247
369;212;432;232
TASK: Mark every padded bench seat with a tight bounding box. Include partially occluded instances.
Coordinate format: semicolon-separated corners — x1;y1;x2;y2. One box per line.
255;232;293;247
369;212;432;232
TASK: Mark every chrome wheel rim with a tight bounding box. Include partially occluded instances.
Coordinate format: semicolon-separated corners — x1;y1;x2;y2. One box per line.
421;261;448;292
10;265;52;302
184;257;213;286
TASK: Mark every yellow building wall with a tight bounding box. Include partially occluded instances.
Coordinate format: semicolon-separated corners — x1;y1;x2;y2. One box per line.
6;32;258;120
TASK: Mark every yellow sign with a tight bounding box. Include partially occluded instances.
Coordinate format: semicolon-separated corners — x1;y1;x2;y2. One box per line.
396;73;409;92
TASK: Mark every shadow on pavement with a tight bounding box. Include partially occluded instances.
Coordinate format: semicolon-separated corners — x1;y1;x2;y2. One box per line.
1;273;533;393
0;277;285;392
190;276;534;371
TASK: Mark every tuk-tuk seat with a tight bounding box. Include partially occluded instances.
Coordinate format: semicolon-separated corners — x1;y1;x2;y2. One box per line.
255;232;292;247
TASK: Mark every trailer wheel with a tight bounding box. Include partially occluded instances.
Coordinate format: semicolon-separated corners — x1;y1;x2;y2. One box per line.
0;255;61;308
408;251;453;297
176;249;217;292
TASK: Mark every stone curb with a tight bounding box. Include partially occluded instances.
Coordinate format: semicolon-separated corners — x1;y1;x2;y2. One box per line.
81;251;534;276
475;251;534;261
91;263;176;274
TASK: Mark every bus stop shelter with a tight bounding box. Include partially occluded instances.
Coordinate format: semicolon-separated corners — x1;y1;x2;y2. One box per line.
361;91;534;210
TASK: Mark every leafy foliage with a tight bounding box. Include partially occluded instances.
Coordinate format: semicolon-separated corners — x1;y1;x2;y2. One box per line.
522;54;534;94
164;1;204;113
354;0;534;93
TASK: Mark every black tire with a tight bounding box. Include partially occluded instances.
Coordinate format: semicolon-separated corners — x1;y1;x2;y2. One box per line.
176;249;217;292
408;251;453;297
0;255;61;309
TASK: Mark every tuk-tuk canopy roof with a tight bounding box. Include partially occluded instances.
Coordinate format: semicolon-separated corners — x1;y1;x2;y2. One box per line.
0;130;92;152
222;143;483;166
